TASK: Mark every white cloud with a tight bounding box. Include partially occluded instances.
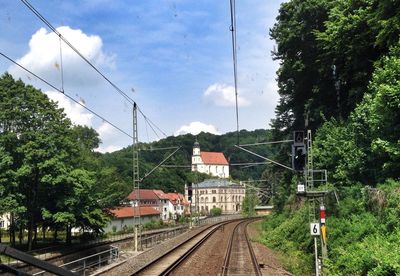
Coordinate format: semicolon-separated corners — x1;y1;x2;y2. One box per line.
95;144;122;153
174;121;220;136
8;26;115;88
45;91;93;126
203;83;250;107
96;122;114;139
94;122;124;153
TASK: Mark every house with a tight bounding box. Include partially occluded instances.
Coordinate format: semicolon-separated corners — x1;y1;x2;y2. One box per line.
185;179;245;214
104;206;160;233
127;189;191;221
165;193;190;219
191;141;229;178
127;189;160;208
153;189;171;221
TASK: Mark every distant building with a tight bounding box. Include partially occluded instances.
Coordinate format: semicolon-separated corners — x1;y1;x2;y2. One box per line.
254;206;274;216
104;206;160;232
191;141;229;178
165;192;190;219
127;189;190;221
185;179;245;214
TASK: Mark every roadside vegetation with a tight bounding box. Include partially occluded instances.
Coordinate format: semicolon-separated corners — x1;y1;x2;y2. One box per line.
263;0;400;274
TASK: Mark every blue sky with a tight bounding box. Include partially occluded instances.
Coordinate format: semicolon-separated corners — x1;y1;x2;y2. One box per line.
0;0;284;152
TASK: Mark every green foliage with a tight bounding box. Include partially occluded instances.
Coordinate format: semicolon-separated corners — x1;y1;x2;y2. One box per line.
143;219;165;230
241;189;259;217
0;74;111;248
101;129;273;193
209;207;222;217
263;1;400;274
261;205;313;275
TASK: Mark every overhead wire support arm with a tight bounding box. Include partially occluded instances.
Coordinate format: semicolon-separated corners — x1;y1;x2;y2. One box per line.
235;145;295;171
239;139;294;147
140;147;181;182
139;146;180;152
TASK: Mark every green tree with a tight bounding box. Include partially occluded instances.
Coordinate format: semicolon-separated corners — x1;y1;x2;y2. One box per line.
242;189;259;217
0;74;109;249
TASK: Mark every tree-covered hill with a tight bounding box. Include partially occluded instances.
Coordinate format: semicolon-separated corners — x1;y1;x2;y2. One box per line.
101;128;277;193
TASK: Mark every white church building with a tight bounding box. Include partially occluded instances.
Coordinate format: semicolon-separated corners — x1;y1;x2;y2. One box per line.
191;141;229;178
186;141;244;214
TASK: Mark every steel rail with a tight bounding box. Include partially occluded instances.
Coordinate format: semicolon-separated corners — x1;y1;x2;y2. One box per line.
132;218;244;275
158;221;232;275
221;219;262;276
245;220;263;275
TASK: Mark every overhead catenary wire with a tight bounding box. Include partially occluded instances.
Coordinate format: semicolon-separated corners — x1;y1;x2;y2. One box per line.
229;0;240;145
20;0;135;106
0;51;133;139
20;0;169;138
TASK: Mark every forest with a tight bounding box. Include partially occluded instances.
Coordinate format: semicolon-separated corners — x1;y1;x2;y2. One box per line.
262;0;400;274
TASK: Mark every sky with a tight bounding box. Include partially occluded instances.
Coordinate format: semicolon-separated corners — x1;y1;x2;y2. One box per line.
0;0;284;153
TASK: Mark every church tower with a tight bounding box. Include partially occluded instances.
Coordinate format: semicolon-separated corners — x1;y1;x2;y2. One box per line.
191;140;201;172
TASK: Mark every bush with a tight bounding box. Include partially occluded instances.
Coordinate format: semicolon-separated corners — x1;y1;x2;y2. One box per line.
210;207;222;216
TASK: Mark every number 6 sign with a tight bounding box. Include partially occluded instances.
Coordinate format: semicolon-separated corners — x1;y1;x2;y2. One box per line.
310;223;320;236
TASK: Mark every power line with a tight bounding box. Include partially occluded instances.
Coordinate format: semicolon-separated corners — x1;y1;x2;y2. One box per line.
138;107;168;138
229;0;240;145
0;51;133;139
20;0;169;139
20;0;135;106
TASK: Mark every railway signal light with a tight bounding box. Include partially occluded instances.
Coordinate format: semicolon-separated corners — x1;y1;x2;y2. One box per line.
292;130;306;171
292;145;306;171
293;130;304;146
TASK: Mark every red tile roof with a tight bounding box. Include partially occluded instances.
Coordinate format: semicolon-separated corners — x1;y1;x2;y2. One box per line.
153;189;170;200
166;193;190;206
200;152;229;165
127;189;159;200
108;206;160;218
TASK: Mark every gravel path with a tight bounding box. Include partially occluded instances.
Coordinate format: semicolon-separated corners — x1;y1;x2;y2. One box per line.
247;220;293;276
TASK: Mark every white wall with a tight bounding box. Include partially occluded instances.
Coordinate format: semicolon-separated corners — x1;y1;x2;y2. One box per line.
103;214;160;233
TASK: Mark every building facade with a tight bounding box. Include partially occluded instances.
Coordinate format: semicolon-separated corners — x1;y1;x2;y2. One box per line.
127;189;189;221
104;206;160;233
185;179;245;214
191;141;229;178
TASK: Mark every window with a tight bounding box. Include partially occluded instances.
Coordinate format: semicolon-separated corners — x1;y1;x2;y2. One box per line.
174;206;176;211
212;197;216;203
0;220;4;228
211;190;216;194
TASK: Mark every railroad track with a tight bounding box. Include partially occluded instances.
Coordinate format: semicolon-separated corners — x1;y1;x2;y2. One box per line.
222;219;262;276
133;218;260;275
12;227;186;275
